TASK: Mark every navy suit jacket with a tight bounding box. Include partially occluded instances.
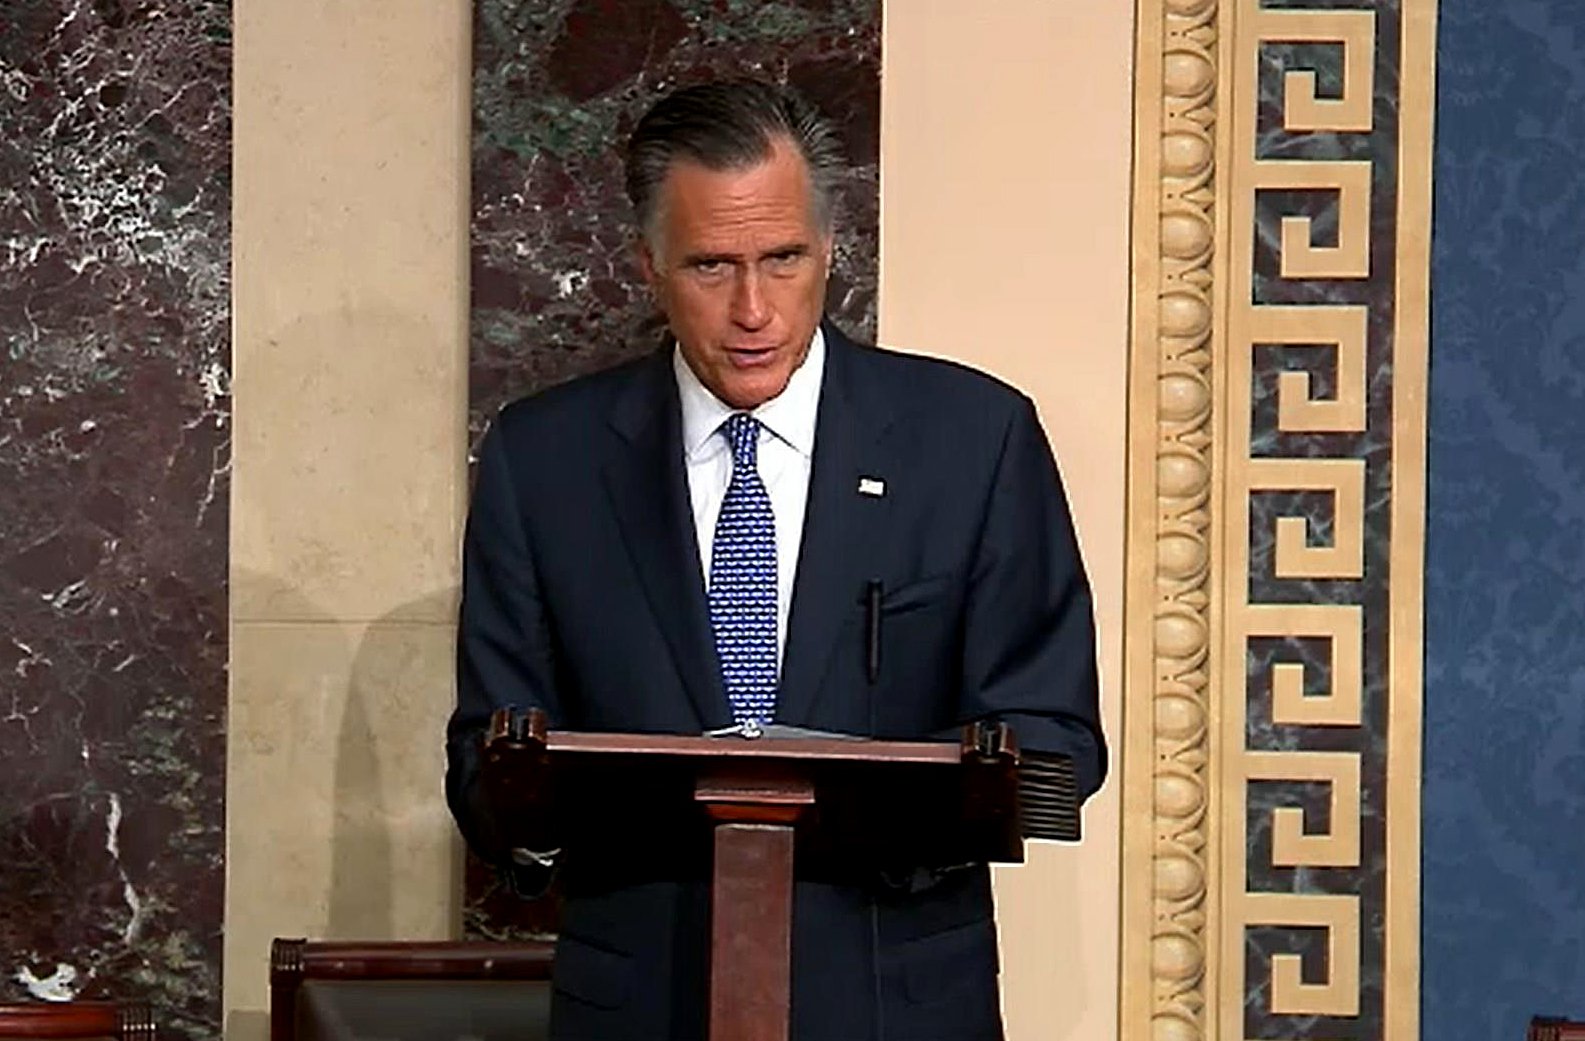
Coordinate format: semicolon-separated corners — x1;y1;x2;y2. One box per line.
447;323;1106;1041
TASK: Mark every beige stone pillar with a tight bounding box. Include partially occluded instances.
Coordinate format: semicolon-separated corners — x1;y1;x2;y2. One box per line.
226;2;471;1037
881;5;1134;1040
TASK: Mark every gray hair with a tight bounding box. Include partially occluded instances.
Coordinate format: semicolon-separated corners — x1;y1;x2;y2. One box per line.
624;79;844;258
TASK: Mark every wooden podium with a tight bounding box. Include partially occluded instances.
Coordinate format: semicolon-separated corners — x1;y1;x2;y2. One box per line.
483;709;1025;1041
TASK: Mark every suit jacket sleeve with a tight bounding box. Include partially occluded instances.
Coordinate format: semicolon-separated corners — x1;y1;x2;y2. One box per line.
957;394;1108;809
447;413;561;882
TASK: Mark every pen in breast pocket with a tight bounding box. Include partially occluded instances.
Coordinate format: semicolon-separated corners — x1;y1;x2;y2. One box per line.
865;579;882;683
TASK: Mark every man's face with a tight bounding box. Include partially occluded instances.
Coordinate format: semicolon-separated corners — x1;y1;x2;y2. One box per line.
639;137;833;411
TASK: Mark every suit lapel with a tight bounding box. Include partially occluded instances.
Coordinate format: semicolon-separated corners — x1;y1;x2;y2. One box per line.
602;351;733;730
776;326;899;727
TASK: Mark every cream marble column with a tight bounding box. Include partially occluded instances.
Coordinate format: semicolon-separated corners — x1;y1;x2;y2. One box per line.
226;2;471;1037
881;5;1133;1040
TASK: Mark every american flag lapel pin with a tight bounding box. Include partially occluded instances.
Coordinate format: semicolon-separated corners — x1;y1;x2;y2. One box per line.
858;476;886;498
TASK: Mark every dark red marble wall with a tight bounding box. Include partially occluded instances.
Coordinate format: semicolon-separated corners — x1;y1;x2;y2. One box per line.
470;0;881;444
466;0;880;934
0;2;230;1037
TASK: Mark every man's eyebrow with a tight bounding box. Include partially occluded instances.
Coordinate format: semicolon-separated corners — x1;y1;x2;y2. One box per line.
679;243;811;266
680;250;740;266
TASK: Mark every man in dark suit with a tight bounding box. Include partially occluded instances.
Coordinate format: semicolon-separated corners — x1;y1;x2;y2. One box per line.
447;80;1106;1041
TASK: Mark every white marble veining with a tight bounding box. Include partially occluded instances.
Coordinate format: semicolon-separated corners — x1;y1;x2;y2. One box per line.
14;962;79;1002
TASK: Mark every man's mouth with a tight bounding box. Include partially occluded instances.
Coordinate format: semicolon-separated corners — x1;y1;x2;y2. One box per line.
725;344;778;367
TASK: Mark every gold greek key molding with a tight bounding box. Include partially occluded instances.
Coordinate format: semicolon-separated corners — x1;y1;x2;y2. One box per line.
1253;160;1374;279
1252;305;1368;433
1254;8;1376;133
1241;892;1362;1016
1125;2;1436;1039
1248;459;1366;579
1243;751;1361;867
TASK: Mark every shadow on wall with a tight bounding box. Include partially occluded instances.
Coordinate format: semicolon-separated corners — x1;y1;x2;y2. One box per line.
331;588;462;939
228;292;469;955
224;1008;268;1041
330;606;391;940
229;565;462;954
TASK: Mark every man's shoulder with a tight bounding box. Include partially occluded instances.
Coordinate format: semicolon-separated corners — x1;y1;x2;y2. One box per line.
844;337;1032;418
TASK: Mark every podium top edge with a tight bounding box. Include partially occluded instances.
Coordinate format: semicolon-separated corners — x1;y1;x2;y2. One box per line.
545;731;967;764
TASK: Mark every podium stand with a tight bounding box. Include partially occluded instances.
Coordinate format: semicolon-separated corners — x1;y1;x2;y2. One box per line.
483;709;1025;1041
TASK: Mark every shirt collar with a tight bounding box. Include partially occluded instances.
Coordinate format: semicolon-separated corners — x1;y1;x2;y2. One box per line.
674;327;825;461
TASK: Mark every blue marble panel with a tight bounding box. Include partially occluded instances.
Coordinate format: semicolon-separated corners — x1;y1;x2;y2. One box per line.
1243;1;1401;1037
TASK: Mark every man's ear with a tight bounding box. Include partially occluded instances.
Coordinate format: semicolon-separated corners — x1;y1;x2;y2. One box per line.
636;238;660;290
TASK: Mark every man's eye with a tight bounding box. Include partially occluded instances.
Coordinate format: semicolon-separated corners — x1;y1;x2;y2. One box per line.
693;260;727;275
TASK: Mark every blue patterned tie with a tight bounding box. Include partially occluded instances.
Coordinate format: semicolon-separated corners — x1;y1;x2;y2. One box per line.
708;413;778;726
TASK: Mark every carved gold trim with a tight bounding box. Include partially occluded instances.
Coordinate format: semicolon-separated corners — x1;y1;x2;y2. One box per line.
1125;1;1435;1039
1124;1;1222;1039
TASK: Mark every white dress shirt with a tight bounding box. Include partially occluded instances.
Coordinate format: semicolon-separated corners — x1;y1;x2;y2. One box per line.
673;328;825;668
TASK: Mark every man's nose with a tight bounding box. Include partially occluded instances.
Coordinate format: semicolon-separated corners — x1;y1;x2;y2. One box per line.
730;267;770;329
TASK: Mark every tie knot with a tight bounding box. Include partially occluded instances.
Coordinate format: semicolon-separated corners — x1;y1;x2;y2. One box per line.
722;413;760;470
